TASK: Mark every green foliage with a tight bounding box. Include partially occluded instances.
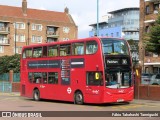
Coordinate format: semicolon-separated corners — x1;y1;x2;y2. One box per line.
145;12;160;54
0;54;20;74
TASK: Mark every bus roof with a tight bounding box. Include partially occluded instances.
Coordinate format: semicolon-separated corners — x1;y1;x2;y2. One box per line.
22;37;125;49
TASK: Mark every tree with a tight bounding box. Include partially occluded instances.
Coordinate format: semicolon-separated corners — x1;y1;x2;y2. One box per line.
145;12;160;54
0;54;20;74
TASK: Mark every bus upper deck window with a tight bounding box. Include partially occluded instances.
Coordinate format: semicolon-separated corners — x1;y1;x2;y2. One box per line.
48;46;58;57
33;47;42;58
86;41;98;54
60;44;71;56
23;49;32;58
43;46;47;57
72;42;84;55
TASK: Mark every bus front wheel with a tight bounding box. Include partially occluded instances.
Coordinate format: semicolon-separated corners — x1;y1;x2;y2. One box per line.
74;91;83;105
33;89;40;101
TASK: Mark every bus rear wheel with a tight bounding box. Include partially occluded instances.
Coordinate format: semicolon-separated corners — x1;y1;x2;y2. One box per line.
33;89;40;101
74;91;83;105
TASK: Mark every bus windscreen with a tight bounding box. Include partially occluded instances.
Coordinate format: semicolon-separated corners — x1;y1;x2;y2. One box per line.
101;38;129;55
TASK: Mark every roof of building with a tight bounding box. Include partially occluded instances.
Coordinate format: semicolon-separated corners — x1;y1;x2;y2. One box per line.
0;5;74;24
108;7;139;14
89;22;108;26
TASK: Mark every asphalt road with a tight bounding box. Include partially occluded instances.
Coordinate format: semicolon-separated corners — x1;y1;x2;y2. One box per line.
0;92;160;120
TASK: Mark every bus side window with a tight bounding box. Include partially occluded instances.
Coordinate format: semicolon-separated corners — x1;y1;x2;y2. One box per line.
86;41;98;54
33;72;42;84
48;72;58;84
43;46;47;57
24;48;32;58
72;42;84;55
28;72;33;83
87;72;103;86
33;47;42;58
42;72;47;84
60;44;71;56
48;45;58;57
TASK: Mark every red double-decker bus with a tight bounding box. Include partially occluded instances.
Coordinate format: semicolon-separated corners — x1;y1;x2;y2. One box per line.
20;37;134;104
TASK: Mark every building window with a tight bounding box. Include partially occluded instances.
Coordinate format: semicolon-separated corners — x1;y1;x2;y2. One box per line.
15;46;22;54
14;22;25;29
0;46;4;53
154;3;159;14
145;26;150;33
47;27;56;33
63;38;69;41
146;5;150;15
14;34;25;42
32;35;42;43
116;32;119;37
153;53;158;57
111;33;113;37
32;24;42;31
153;67;158;74
47;38;57;43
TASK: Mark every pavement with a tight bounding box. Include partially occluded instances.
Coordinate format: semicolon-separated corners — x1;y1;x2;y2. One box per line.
0;92;20;96
132;99;160;105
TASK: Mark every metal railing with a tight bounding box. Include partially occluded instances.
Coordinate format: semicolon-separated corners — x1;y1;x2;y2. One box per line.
0;38;9;44
0;27;9;32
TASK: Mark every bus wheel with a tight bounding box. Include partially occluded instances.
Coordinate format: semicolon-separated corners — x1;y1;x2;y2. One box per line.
33;89;40;101
74;91;83;105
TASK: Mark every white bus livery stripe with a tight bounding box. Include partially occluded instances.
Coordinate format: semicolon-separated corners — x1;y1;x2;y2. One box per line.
71;62;84;65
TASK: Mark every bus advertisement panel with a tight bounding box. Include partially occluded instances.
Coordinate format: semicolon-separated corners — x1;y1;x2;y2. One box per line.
20;37;133;104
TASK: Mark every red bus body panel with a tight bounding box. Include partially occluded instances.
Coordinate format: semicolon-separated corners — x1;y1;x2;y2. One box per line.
20;37;134;104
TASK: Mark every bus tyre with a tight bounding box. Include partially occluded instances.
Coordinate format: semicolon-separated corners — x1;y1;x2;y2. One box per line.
33;89;40;101
75;91;83;105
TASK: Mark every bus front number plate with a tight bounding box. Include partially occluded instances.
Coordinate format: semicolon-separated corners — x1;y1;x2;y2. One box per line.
117;99;124;102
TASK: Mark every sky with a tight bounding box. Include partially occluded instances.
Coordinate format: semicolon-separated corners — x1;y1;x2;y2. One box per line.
0;0;139;38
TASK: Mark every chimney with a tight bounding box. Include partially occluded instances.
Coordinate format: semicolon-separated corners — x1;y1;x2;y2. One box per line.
22;0;27;16
64;7;69;14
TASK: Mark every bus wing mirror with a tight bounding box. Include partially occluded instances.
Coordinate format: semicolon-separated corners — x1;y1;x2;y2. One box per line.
95;72;99;80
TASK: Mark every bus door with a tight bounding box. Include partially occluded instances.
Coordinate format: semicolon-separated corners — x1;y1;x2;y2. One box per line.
85;72;104;99
40;72;59;99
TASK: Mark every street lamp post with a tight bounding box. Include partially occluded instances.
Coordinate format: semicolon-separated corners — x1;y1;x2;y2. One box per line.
96;0;99;36
27;22;30;45
14;22;17;54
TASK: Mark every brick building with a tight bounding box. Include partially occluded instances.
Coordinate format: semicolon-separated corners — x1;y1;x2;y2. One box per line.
0;0;78;56
139;0;160;73
137;0;160;100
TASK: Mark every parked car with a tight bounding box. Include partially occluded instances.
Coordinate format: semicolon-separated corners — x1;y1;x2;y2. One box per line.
150;74;160;85
141;73;153;85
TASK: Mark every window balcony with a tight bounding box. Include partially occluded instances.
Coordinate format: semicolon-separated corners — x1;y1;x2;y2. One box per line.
0;27;9;34
47;31;59;38
124;34;139;41
0;38;10;45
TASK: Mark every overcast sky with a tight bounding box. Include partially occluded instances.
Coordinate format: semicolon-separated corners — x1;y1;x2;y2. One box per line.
0;0;139;38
